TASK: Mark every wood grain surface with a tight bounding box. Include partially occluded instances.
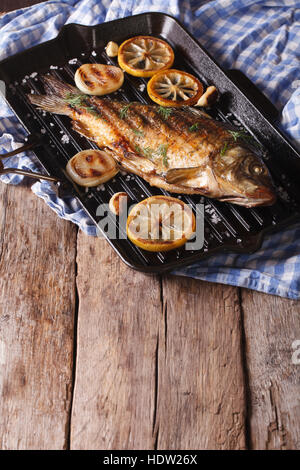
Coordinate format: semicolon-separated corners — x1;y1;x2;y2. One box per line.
0;182;77;449
155;276;246;450
242;290;300;449
1;182;299;449
71;233;162;450
0;0;299;451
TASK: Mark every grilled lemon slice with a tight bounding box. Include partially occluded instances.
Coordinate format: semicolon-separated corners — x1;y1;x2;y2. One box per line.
66;150;118;187
147;69;203;107
118;36;174;78
74;64;124;95
127;196;196;252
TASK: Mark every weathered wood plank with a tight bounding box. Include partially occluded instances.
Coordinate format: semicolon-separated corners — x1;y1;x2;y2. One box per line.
72;233;247;449
0;182;77;449
155;275;247;450
71;233;162;450
242;290;300;449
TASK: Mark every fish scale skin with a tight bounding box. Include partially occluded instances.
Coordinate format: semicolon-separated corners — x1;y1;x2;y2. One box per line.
88;98;226;171
27;76;276;206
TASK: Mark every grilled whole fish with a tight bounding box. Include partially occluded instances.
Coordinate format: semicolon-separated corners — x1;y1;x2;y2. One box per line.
28;76;276;207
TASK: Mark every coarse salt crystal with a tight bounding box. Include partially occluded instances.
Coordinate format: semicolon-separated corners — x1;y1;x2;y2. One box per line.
61;134;70;144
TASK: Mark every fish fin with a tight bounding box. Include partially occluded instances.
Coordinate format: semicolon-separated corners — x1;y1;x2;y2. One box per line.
27;93;69;115
28;75;79;115
71;120;97;141
41;74;78;97
164;167;203;184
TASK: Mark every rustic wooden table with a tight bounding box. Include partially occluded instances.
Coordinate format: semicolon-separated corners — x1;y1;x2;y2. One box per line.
0;0;299;451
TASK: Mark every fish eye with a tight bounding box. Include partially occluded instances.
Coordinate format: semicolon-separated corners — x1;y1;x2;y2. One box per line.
248;160;265;176
252;165;263;175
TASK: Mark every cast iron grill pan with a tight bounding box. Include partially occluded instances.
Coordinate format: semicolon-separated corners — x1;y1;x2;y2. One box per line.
0;13;299;273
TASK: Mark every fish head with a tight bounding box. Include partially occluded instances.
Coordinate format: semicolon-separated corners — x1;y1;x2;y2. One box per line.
213;146;276;207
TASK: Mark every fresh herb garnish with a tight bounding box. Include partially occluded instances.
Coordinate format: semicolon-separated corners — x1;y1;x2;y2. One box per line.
133;128;144;136
120;103;132;119
64;93;104;119
143;147;154;159
84;106;101;118
157;144;169;167
157;144;168;157
134;144;153;159
220;141;229;156
228;130;261;148
65;93;86;108
134;143;169;166
189;123;199;132
158;106;172;120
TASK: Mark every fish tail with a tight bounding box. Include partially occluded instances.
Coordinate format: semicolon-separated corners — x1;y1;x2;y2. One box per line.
41;74;78;97
27;93;69;115
27;75;78;115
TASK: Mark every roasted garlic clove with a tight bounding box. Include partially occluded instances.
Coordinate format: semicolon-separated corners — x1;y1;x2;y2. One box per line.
195;85;218;107
105;41;119;57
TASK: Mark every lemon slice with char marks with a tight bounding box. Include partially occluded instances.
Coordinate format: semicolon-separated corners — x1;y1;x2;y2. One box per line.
127;196;196;252
118;36;174;78
147;69;203;107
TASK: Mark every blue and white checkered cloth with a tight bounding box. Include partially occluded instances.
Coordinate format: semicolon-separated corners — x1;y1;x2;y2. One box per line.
1;0;300;298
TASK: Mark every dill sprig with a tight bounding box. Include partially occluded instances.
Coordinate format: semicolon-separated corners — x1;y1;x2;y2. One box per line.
158;106;172;120
157;144;169;167
84;106;101;118
134;144;143;154
189;123;199;132
133;128;144;136
134;143;169;166
134;144;153;159
120;103;132;119
65;93;87;107
228;130;261;148
220;141;229;156
64;93;103;119
143;147;155;159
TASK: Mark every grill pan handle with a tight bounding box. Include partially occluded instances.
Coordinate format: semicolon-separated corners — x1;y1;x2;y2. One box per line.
0;134;42;159
227;69;278;122
0;134;74;196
